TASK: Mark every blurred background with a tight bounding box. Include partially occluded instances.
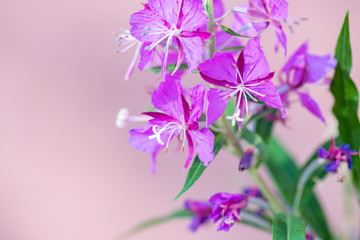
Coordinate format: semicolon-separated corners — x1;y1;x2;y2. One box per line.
1;0;360;239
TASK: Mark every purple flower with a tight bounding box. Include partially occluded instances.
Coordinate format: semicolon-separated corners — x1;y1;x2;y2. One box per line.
129;75;215;173
317;138;358;173
279;41;337;123
199;37;285;128
130;0;211;75
209;193;248;231
184;200;212;232
233;0;288;54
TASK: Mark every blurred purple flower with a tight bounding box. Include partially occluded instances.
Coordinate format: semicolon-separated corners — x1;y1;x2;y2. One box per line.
199;37;285;128
243;186;263;199
233;0;289;54
184;200;212;231
279;41;337;123
317;138;358;173
129;75;214;173
130;0;211;75
209;193;248;231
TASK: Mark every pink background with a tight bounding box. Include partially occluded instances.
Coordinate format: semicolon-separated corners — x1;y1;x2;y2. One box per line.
1;0;359;239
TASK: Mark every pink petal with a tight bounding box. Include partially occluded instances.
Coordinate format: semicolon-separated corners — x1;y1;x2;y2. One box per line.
184;132;195;169
274;24;287;56
269;0;288;21
239;37;270;82
206;88;232;126
151;75;184;119
296;91;325;123
179;36;205;72
187;84;206;122
199;52;238;85
148;0;179;25
306;54;337;84
189;128;215;166
178;0;208;30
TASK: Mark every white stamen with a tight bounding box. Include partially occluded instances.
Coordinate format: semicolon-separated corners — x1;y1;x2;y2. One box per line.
116;108;151;128
148;115;189;151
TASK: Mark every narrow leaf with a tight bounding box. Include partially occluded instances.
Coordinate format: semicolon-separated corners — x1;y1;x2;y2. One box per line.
266;138;332;240
173;134;225;201
219;24;251;38
240;128;268;168
221;46;245;52
146;63;188;73
330;11;360;198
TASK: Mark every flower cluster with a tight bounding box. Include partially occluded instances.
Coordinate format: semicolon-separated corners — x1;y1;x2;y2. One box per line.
116;0;359;239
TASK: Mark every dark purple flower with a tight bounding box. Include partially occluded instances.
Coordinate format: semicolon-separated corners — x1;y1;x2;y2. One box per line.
129;75;215;173
317;138;358;173
279;41;337;123
130;0;211;75
239;148;254;171
209;193;248;231
184;200;212;232
199;37;285;128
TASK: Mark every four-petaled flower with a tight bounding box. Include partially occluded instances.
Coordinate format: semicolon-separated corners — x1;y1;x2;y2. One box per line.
318;138;358;173
209;192;248;231
130;0;211;75
278;41;337;123
199;37;285;128
129;75;214;173
184;200;212;232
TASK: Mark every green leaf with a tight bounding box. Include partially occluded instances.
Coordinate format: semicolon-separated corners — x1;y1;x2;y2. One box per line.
221;46;244;52
116;209;192;239
273;214;306;240
219;24;251;38
273;214;287;240
146;63;188;73
287;215;306;240
330;11;360;198
265;138;332;240
173;133;225;201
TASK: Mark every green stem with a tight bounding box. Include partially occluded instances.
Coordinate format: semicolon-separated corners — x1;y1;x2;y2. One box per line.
207;0;216;58
293;158;325;216
206;0;284;215
249;169;285;213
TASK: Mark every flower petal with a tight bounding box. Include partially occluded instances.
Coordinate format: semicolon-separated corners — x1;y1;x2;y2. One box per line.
296;91;325;123
187;84;206;122
199;52;238;85
179;36;205;72
206;88;232;126
178;0;208;30
269;0;288;21
184;132;195;169
239;37;270;82
306;54;337;84
274;24;287;56
151;75;184;119
189;128;215;166
248;74;286;118
130;7;168;42
148;0;178;25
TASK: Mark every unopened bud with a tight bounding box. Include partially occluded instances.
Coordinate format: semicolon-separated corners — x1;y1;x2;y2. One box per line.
239;148;254;171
